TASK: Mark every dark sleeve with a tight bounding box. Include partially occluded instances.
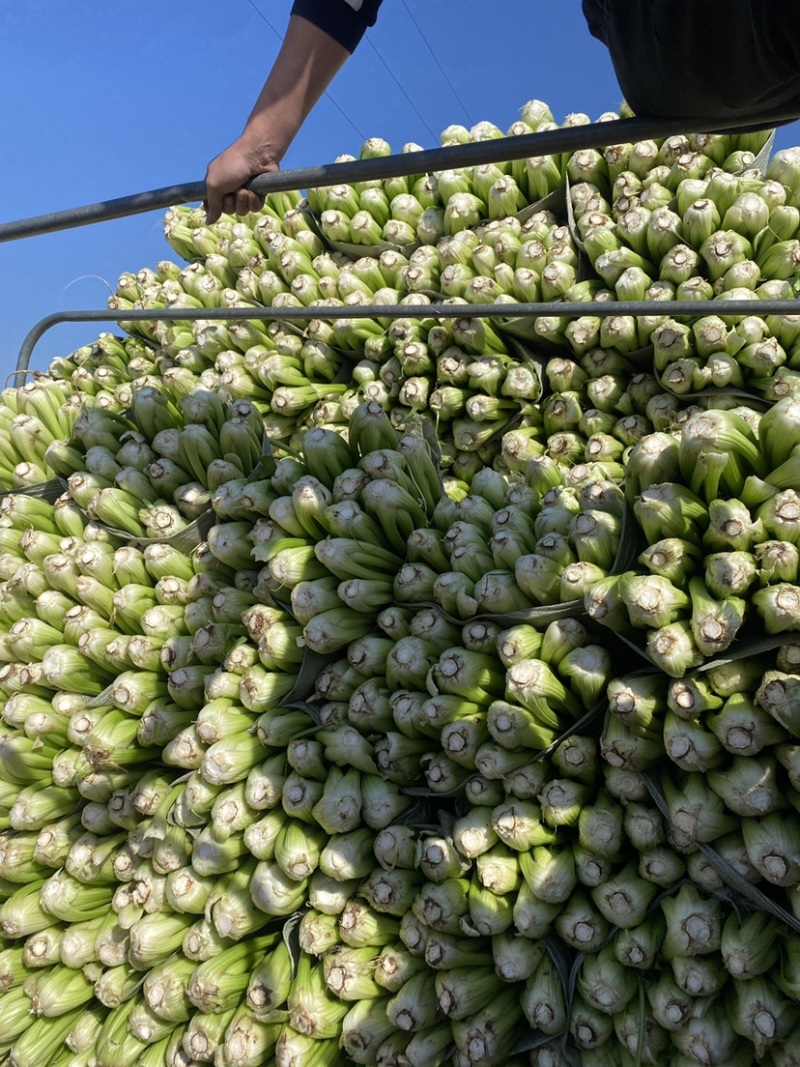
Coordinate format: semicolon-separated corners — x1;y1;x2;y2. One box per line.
582;0;800;123
291;0;384;54
581;0;609;44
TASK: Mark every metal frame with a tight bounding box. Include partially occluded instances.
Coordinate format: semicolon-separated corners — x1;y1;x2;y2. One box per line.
5;107;799;373
1;111;795;243
16;299;799;376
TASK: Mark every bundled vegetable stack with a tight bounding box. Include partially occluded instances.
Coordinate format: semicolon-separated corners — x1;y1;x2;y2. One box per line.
4;95;800;1067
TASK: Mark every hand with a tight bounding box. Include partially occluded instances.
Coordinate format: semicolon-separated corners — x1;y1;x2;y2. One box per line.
204;136;279;224
203;15;352;225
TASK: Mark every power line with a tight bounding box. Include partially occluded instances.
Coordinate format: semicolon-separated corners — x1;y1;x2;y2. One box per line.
362;34;439;143
244;0;367;142
399;0;475;127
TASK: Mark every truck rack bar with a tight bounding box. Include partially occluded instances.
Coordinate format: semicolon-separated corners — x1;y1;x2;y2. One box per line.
16;298;796;375
1;110;796;243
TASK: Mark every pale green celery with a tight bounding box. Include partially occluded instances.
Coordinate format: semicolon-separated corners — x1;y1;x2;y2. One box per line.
173;771;223;828
473;842;520;902
720;910;780;981
410;878;470;938
0;981;39;1041
646;621;704;677
559;645;613;710
671;953;728;998
362;867;422;917
662;769;739;849
519;952;569;1036
318;724;377;776
125;1002;175;1047
607;673;667;738
285;954;348;1042
199;729;265;786
33;813;84;873
9;783;78;834
285;737;327;782
318;944;380;1003
496;625;544;668
21;925;64;970
250;860;308;916
591;862;658;929
65;828;127;884
187;933;279;1014
702;549;757;600
302;873;357;923
297;909;340;959
182;1006;239;1062
539;779;592;829
753;583;800;634
271;819;325;884
577;943;639;1018
665;708;729;776
26;966;94;1016
569;994;616;1053
63;1005;107;1058
500;762;551;803
742;811;800;885
181;917;229;963
661;883;723;960
40;645;111;696
243;939;294;1019
506;657;582;724
221;1007;282;1067
195;700;257;748
612;1001;670;1064
340;998;404;1065
519;845;576;905
475;741;545;782
243;802;289;861
83;710;160;771
647;968;699;1032
164;866;216;917
708;692;787;757
671;1006;750;1065
755;540;799;586
190;825;249;877
362;776;413;832
9;1007;87;1067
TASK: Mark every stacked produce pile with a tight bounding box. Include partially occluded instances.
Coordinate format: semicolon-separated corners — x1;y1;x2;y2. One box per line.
5;98;800;1066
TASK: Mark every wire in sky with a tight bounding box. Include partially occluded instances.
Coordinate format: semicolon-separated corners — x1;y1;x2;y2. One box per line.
399;0;475;127
362;33;439;143
244;0;367;142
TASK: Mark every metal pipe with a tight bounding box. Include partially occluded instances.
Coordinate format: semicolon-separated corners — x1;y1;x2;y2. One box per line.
17;298;799;373
2;111;797;243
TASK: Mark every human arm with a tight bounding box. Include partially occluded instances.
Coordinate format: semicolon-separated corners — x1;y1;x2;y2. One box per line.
205;1;383;223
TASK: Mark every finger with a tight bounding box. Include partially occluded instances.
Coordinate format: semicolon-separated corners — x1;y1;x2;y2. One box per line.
221;193;237;217
234;188;254;217
245;190;263;215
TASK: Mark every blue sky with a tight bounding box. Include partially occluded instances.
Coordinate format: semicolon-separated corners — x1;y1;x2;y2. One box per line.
2;1;800;384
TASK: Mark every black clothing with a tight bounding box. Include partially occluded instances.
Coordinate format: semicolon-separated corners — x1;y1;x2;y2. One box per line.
292;0;384;54
293;1;800;125
583;1;800;123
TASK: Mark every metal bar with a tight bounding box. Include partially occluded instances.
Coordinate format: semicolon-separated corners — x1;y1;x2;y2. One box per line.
2;110;797;244
17;298;799;374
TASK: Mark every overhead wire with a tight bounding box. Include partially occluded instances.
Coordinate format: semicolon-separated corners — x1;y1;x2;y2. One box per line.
399;0;475;127
245;0;443;149
244;0;367;141
361;33;439;143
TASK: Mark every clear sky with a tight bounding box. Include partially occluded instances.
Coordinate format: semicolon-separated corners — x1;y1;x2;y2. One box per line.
2;1;800;384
